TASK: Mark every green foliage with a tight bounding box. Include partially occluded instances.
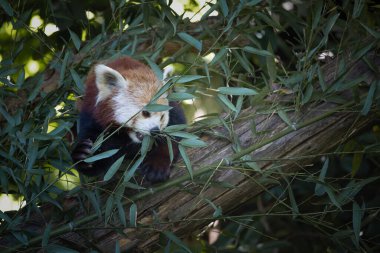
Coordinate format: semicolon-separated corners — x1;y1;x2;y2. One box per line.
0;0;379;252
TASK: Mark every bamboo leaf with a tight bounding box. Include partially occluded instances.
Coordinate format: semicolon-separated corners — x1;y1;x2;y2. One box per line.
144;56;163;80
177;32;202;51
70;69;84;93
210;47;227;65
103;155;125;181
219;0;229;17
218;94;237;112
164;124;188;132
59;51;70;85
243;46;272;57
84;149;119;163
361;80;377;115
123;156;144;183
144;104;172;112
166;136;174;162
68;29;81;51
0;0;13;16
167;92;195;101
179;145;192;180
129;203;137;227
217;87;258;96
42;223;52;247
174;75;205;83
141;135;152;155
180;138;207;148
116;199;126;227
315;158;329;196
277;110;294;129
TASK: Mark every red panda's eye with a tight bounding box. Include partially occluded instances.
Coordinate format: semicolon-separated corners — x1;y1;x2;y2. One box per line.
142;111;151;118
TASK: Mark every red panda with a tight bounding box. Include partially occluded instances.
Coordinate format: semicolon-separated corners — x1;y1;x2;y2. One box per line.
71;57;186;182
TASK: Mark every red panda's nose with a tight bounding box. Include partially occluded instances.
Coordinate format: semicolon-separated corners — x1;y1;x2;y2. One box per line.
150;127;160;135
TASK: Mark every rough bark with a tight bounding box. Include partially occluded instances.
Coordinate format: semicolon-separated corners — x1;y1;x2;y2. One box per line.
0;51;379;252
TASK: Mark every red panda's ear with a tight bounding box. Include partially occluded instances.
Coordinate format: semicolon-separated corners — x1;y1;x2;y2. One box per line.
94;64;127;103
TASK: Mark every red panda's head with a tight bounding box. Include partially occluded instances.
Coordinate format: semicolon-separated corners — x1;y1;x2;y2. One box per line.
93;63;169;143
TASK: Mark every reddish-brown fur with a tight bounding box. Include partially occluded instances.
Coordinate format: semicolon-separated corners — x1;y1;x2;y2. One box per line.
80;57;163;127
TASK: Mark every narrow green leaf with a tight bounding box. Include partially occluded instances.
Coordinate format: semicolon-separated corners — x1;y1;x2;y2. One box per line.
80;34;102;54
174;75;205;83
129;203;137;227
167;92;195;101
219;0;229;17
103;155;125;181
59;51;70;85
83;190;101;217
16;68;25;88
233;50;253;73
179;145;192;180
84;149;119;163
180;138;207;148
301;84;313;105
312;1;323;30
27;74;44;102
177;32;202;51
324;13;340;37
166;136;174;162
70;69;84;93
115;241;120;253
204;198;222;218
266;44;276;82
42;223;52;247
144;56;163;80
123;156;144;183
0;0;13;16
169;131;199;139
288;185;299;218
361;80;377;115
164;124;188;132
0;104;15;126
210;47;227;65
337;177;380;205
353;41;375;62
243;46;272;57
352;201;361;246
218;94;237;112
141;135;152;155
116;199;126;227
315;158;329;196
353;0;364;18
277;110;294;129
325;186;342;209
217;87;258;96
105;196;114;225
163;231;192;253
360;22;380;39
204;63;211;85
144;104;172;112
68;29;81;51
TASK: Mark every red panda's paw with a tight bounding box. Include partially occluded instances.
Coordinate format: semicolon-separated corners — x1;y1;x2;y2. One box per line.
71;139;94;170
139;160;171;183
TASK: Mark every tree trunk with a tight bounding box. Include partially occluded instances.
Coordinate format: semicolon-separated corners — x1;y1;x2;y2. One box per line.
1;52;379;252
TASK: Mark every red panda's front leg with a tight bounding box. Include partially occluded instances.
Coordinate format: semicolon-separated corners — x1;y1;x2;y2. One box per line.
139;140;180;183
